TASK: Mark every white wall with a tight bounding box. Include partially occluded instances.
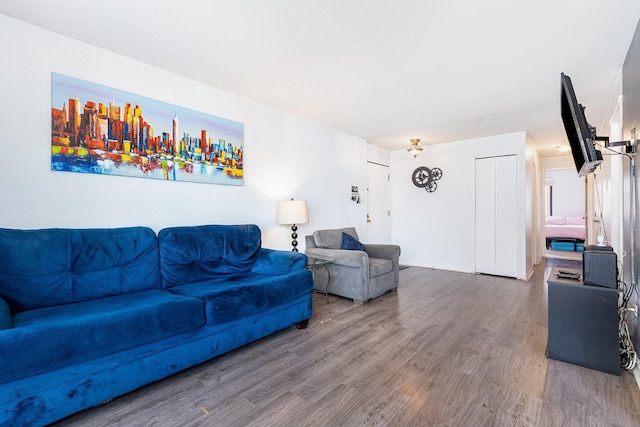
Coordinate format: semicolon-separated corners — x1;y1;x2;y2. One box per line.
390;132;530;279
0;15;368;251
546;169;585;217
540;156;575;171
525;138;537;275
367;144;391;166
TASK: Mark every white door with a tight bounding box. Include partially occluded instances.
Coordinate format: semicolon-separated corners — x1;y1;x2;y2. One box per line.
475;155;518;278
476;157;497;274
495;155;518;277
367;162;390;243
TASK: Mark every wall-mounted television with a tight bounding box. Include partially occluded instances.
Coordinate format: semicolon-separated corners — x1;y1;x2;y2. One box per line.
560;72;603;177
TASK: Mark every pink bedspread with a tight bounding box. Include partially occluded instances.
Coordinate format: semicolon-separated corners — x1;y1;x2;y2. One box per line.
545;224;585;240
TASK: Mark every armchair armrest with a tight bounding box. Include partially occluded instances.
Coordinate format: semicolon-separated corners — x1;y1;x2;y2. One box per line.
363;244;401;261
251;248;308;275
0;297;11;330
306;247;368;268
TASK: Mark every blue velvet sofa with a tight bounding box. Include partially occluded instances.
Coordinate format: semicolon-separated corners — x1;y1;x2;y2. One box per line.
0;224;313;427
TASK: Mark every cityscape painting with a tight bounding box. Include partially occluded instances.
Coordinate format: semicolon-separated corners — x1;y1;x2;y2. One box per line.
51;72;244;185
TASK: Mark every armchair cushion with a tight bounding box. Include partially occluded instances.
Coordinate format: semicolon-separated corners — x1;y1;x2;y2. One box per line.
363;243;402;261
341;232;366;251
313;227;359;249
369;258;395;278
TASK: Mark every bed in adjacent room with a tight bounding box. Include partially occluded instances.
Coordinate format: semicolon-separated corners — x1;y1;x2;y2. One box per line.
545;216;586;251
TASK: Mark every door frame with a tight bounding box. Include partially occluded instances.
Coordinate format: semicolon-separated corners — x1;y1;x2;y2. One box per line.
367;161;391;243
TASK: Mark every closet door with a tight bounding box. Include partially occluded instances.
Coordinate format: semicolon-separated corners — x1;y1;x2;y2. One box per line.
495;155;518;277
475;157;497;274
475;155;518;278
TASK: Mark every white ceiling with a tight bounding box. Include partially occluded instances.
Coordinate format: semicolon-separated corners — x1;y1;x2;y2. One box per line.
2;0;640;157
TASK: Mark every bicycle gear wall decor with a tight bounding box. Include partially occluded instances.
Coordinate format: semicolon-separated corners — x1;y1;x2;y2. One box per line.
411;166;443;193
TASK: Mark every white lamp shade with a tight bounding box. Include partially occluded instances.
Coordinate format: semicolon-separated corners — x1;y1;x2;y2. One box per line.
278;200;309;225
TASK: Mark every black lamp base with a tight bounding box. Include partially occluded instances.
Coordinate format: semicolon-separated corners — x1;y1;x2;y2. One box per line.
290;224;299;252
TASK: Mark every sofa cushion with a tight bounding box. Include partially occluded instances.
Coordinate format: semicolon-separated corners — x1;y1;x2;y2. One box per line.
251;248;308;275
313;227;359;249
341;232;366;251
0;298;10;330
168;269;313;325
0;227;161;313
0;289;204;384
369;258;394;278
159;225;262;288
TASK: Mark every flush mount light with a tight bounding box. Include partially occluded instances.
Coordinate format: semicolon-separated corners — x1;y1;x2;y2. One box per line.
407;139;423;158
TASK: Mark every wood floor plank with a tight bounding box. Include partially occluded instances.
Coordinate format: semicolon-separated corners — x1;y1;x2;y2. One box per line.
50;259;640;426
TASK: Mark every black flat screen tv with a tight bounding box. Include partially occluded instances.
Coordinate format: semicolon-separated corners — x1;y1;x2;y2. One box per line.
560;72;603;177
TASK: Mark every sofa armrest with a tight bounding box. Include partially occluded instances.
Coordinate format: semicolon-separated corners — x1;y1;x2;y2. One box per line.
0;297;11;330
251;248;308;275
363;244;401;261
306;247;368;268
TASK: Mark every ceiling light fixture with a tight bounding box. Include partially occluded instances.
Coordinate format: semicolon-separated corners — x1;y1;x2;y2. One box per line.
407;139;423;158
556;144;571;153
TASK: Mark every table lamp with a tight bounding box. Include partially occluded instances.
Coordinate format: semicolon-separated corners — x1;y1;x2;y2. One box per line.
278;199;309;252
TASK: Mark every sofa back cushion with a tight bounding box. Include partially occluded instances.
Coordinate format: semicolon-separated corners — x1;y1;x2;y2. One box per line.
0;227;161;313
159;224;262;288
0;298;10;330
313;227;359;249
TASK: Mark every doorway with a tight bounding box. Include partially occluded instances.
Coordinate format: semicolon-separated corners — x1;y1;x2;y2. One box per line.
544;169;586;261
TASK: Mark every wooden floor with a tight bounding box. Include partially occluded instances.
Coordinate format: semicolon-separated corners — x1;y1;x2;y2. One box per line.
52;259;640;427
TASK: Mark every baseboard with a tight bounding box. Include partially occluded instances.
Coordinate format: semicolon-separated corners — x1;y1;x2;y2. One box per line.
526;268;534;281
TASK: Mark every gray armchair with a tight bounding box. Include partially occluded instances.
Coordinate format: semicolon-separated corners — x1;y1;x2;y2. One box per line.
305;227;401;304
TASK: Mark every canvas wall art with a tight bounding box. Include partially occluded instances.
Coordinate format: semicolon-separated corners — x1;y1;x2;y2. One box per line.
51;72;244;185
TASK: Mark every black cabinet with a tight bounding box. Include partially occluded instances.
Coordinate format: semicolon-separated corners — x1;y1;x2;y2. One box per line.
547;268;620;375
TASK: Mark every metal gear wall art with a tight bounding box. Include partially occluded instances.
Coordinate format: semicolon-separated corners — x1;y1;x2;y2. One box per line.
411;166;443;193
